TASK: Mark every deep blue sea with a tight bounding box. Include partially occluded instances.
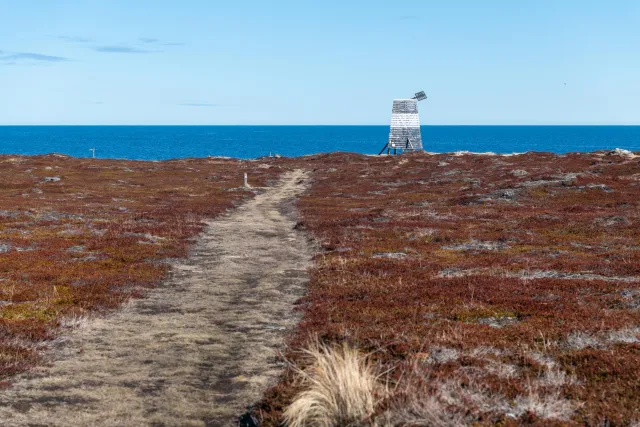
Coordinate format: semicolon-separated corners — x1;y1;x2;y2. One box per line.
1;126;639;160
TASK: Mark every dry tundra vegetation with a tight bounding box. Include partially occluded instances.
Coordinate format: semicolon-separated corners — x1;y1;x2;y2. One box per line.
257;150;640;426
0;154;281;383
1;150;640;426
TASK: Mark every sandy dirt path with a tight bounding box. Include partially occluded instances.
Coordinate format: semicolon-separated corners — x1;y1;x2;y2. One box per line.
0;169;312;427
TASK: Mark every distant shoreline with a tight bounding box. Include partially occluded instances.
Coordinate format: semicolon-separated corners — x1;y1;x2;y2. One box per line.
1;148;638;163
2;124;640;127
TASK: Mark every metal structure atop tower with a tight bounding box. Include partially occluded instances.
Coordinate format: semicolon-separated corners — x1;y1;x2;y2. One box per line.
379;91;427;155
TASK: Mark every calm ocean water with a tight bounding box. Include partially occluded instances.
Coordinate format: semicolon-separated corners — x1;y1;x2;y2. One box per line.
1;126;639;160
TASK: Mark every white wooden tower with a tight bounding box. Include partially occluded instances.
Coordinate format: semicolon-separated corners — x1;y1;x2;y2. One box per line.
380;91;427;154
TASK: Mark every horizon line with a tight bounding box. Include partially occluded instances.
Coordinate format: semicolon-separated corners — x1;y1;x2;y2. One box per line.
1;124;640;127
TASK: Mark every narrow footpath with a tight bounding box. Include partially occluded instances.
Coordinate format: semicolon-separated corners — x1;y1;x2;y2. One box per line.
0;170;312;427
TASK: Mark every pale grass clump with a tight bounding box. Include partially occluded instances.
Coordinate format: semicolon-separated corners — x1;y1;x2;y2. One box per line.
378;377;578;425
283;342;380;427
564;327;640;350
58;314;90;329
607;327;640;345
564;331;601;350
511;391;578;421
375;349;580;426
375;380;467;427
374;395;464;427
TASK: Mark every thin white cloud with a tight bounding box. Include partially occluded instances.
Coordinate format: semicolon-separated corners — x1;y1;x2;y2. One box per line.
179;102;223;107
92;46;155;53
59;36;93;43
0;52;70;62
139;38;185;46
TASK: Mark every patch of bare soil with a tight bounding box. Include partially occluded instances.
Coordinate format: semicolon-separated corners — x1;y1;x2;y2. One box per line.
0;170;312;426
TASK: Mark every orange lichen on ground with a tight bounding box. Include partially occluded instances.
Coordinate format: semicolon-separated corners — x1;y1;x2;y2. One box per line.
259;151;640;426
0;154;282;379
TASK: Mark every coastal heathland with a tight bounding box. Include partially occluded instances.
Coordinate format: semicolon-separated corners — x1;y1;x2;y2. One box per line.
258;150;640;426
1;151;639;426
0;154;280;381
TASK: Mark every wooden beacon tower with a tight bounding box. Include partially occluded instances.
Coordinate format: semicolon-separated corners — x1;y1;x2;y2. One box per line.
380;91;427;155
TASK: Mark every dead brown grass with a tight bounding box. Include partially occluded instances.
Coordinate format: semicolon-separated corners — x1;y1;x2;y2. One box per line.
284;342;380;427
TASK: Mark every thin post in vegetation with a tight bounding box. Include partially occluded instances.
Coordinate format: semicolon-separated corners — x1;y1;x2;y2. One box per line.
244;173;248;188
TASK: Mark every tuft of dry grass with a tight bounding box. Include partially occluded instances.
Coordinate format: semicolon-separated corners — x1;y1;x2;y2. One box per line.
283;342;380;427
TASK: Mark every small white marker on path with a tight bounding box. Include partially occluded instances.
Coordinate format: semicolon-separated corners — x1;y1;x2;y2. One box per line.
244;173;248;188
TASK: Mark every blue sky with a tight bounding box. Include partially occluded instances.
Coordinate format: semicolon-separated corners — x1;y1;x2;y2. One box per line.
1;1;639;125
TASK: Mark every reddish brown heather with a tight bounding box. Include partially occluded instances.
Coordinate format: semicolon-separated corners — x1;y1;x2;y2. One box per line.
259;151;640;426
0;154;283;379
2;151;639;425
